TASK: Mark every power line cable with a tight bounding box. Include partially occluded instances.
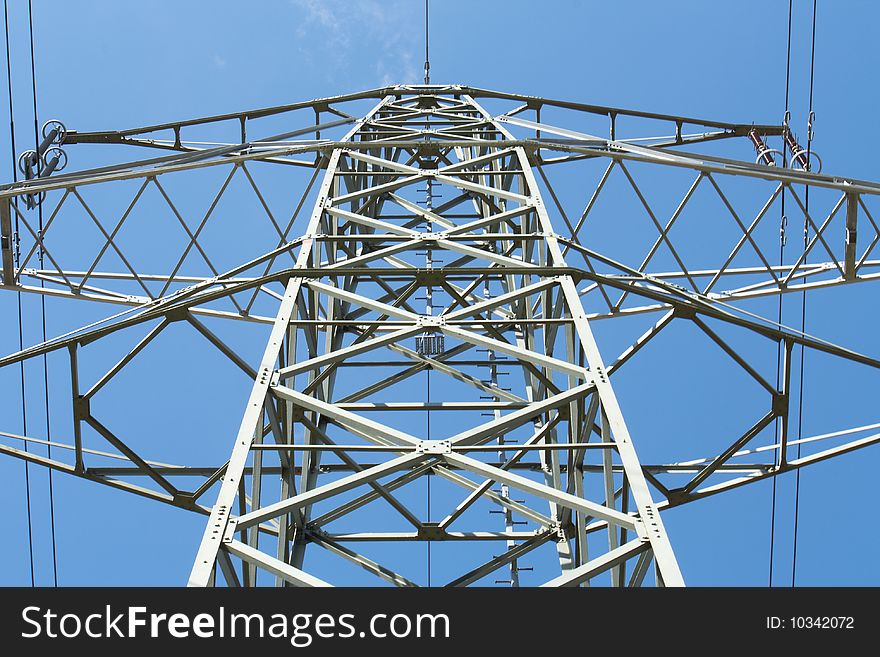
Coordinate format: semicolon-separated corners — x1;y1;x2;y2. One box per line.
424;0;430;84
769;0;793;588
791;0;818;588
27;0;59;587
5;0;36;588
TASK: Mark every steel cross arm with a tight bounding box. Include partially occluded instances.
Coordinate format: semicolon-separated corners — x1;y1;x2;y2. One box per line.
61;87;392;142
8;135;880;199
670;430;880;506
501;114;748;177
530;137;880;196
0;441;208;512
558;243;880;370
67;115;358;165
465;85;784;134
7;262;874;388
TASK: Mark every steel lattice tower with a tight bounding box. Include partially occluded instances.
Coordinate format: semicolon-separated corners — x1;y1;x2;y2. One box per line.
3;85;880;587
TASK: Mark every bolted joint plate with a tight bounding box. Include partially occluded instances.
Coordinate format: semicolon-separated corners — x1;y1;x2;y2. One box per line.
417;315;446;329
416;439;451;455
222;518;237;544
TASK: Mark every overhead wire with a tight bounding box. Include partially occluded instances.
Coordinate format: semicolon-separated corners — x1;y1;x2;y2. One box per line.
423;0;430;84
27;0;59;587
4;0;36;588
791;0;819;588
769;0;793;588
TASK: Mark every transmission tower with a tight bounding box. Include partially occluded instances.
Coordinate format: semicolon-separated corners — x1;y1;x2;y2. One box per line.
3;84;880;587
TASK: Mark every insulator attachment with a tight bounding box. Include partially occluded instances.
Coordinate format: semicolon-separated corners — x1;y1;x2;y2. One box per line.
15;120;70;209
41;147;68;176
18;150;38;177
783;130;820;172
38;119;66;157
748;128;778;166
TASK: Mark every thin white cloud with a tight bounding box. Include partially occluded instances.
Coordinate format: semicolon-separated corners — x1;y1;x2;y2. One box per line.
292;0;422;85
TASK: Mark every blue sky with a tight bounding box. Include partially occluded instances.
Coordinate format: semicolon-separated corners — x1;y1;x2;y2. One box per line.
2;0;880;586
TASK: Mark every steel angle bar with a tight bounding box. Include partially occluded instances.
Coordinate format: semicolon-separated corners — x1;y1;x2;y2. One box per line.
445;531;556;587
607;310;676;375
308;534;419;587
224;540;332;587
540;539;650;587
443;276;557;321
234;452;428;530
441;324;588;379
443;452;635;530
304;280;420;321
294;415;422;528
439;205;533;237
325;206;420;237
187;277;304;586
439;417;562;530
681;410;777;494
0;442;201;511
277;325;422;379
431;465;552;527
677;431;880;504
271;385;421;448
555;277;684;586
387;193;459;230
433;172;530;205
310;463;435;527
342;149;420;175
186;315;258;379
448;382;595;447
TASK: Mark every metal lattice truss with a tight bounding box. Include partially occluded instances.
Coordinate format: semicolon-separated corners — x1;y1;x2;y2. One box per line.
3;85;880;587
